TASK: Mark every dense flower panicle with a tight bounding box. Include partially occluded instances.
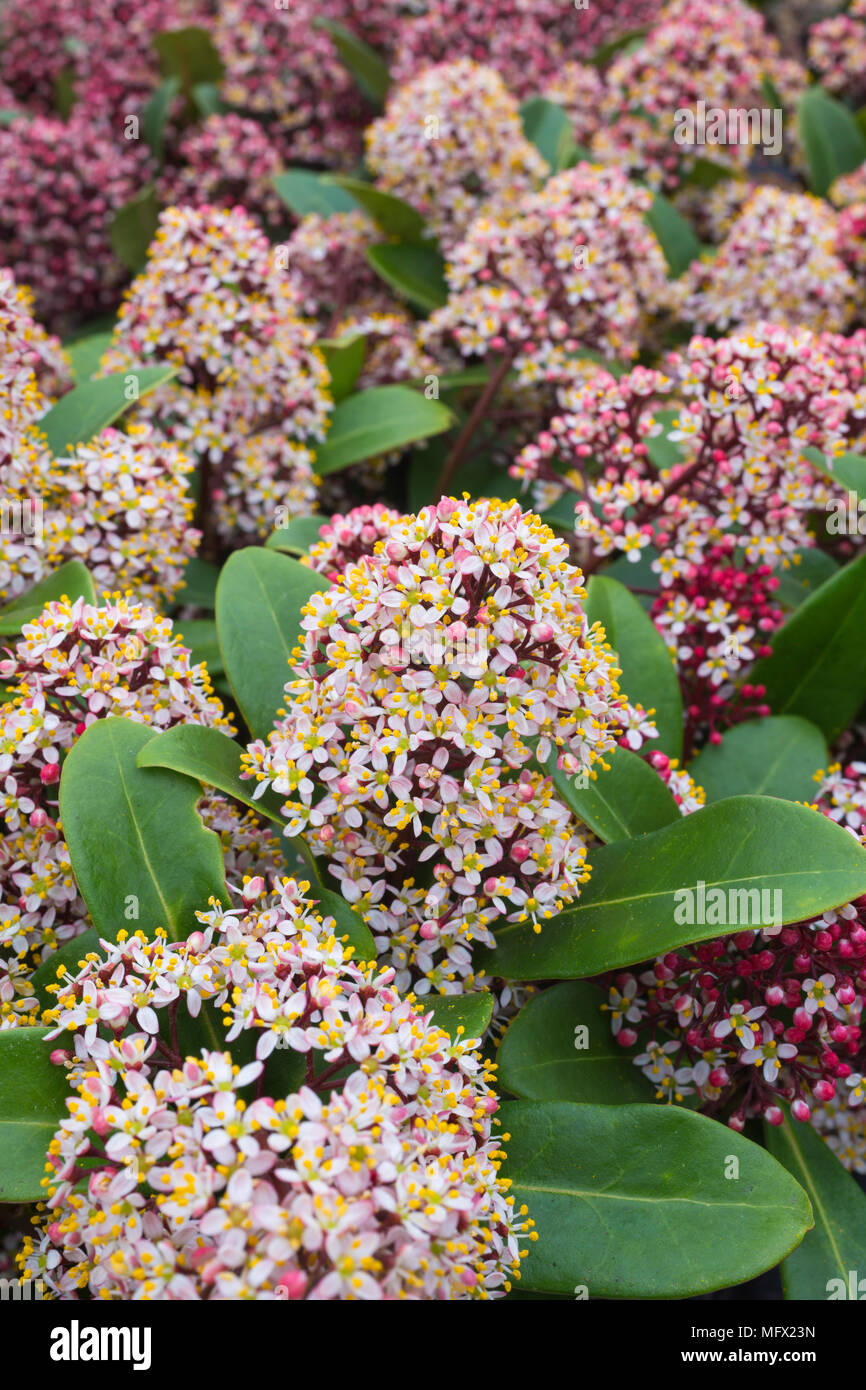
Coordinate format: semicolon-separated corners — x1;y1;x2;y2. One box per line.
592;0;805;191
0;112;151;329
672;178;754;245
808;0;866;102
541;64;606;148
241;496;655;993
158;115;286;228
366;61;548;253
213;0;373;166
0;272;71;407
0;423;200;608
672;188;861;334
307;505;405;584
101;204;333;545
830;162;866;210
20;877;529;1300
286;212;392;329
389;0;662;96
421;163;670;380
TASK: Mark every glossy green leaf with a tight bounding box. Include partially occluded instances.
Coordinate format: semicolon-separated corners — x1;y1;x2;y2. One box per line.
549;743;680;843
328;176;427;242
63;328;115;384
799;85;866;198
644;192;701;277
314;384;452;475
141;75;181;162
480;796;866;980
59;717;228;940
585;574;683;759
519;98;572;171
365;242;448;312
774;547;838;610
315;19;389;106
502;1101;813;1297
751;551;866;743
319;331;366;401
266;514;329;555
688;717;827;804
420;993;494;1043
0;560;96;634
215;546;330;739
765;1110;866;1301
803;444;866;503
272;170;359;219
109;186;161;273
39;365;176;456
0;1028;71;1201
136;722;286;824
498;983;649;1105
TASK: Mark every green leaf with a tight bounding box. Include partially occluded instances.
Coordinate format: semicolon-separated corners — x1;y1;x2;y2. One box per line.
272;170;360;219
191;82;224;118
775;547;839;610
765;1109;866;1300
62;327;115;384
37;365;176;456
480;796;866;980
687;716;828;803
683;157;736;189
803;444;866;501
328;176;427;242
266;514;328;556
498;982;649;1105
153;26;224;92
173;618;223;677
365;242;448;312
59;717;229;940
173;555;220;610
550;743;680;843
0;560;96;634
519;97;572;172
319;331;366;402
420;992;494;1043
141;75;181;163
109;186;161;273
591;26;652;68
314;384;453;475
502;1101;812;1297
136;722;286;824
644;407;686;470
215;546;330;739
751;551;866;743
309;886;376;963
314;19;389;106
585;574;683;759
30;929;102;1010
644;192;701;277
0;1028;71;1201
798;85;866;199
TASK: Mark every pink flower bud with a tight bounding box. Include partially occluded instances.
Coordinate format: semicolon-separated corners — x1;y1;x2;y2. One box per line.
764;1106;784;1127
791;1100;811;1122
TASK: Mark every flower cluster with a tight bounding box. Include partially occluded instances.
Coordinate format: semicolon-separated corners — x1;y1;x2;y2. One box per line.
672;187;861;335
242;497;655;994
306;504;405;584
422;163;670;380
286;211;391;330
158;115;286;230
808;0;866;104
366;60;548;253
0;424;199;608
592;0;804;192
0;112;151;329
19;876;529;1299
101;204;332;546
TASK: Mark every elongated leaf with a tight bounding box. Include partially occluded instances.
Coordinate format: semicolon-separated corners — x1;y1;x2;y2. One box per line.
644;192;701;277
503;1101;812;1297
480;796;866;980
38;365;177;456
141;75;181;162
688;716;827;804
765;1110;866;1300
751;551;866;742
519;98;570;172
109;186;161;273
585;575;683;759
0;560;95;634
319;331;366;401
315;19;389;106
329;177;427;242
63;328;114;384
499;982;648;1105
799;86;866;198
266;514;328;556
365;243;448;312
137;723;286;823
59;717;228;940
421;992;494;1042
314;385;452;475
272;170;359;219
0;1028;70;1201
549;743;679;843
215;546;330;739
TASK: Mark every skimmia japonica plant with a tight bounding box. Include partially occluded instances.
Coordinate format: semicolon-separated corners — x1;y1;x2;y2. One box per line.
6;0;866;1308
